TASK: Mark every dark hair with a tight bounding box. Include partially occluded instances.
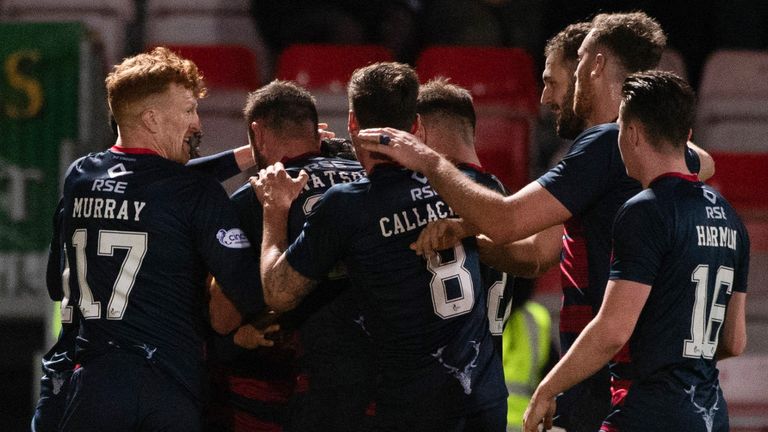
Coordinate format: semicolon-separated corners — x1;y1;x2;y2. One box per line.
417;77;476;133
347;62;419;131
591;12;666;73
106;46;206;122
620;70;695;151
544;21;591;66
243;80;319;142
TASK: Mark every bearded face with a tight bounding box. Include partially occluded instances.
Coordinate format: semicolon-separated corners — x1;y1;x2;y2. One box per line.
557;80;586;140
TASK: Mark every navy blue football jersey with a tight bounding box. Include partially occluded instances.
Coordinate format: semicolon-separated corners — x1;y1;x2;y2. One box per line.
459;163;514;356
538;123;702;430
602;173;749;432
59;147;264;402
285;164;506;425
208;153;373;430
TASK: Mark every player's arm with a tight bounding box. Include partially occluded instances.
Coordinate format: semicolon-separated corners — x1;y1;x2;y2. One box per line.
716;292;747;360
46;199;65;301
478;224;563;278
252;162;313;313
358;128;571;244
208;277;243;335
410;219;561;277
686;141;714;181
186;145;257;182
523;279;651;432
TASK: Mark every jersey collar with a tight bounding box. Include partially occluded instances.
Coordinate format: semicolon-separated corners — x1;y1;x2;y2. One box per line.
457;162;485;173
650;171;699;186
110;145;159;156
280;151;322;165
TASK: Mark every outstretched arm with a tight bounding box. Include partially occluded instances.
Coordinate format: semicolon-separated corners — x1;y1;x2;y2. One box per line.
523;279;650;432
410;219;562;278
252;162;314;313
478;224;563;278
358;128;571;244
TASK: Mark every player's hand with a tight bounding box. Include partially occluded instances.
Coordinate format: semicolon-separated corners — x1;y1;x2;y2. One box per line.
233;323;281;349
250;162;309;210
318;122;336;140
357;127;441;175
522;391;557;432
410;218;470;258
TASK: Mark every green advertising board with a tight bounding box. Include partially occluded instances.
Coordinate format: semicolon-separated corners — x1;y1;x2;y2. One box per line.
0;22;91;317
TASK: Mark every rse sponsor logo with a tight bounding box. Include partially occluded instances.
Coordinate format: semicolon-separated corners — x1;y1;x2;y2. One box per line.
216;228;251;249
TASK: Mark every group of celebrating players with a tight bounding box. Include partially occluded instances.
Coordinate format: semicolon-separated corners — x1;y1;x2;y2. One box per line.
32;8;749;432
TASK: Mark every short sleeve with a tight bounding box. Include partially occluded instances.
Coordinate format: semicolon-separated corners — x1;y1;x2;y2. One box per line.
192;178;265;317
46;198;65;301
537;125;621;215
286;187;352;280
609;198;669;285
186;150;239;182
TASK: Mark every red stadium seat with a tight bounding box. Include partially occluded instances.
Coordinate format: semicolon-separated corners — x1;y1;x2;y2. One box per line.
275;44;394;91
157;44;261;89
708;152;768;213
274;44;394;139
416;46;538;114
475;115;531;193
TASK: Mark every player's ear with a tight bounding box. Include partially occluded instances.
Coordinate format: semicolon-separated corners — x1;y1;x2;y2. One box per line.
411;113;422;135
251;121;265;150
592;53;606;78
141;108;160;133
348;110;359;137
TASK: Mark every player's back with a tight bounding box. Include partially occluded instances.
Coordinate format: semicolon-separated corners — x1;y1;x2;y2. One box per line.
606;174;750;431
62;148;262;401
287;165;506;425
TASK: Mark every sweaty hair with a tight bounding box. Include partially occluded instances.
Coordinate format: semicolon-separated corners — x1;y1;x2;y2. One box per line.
106;46;206;123
620;70;695;152
348;62;419;131
243;80;319;142
417;77;476;133
544;21;591;66
590;12;667;73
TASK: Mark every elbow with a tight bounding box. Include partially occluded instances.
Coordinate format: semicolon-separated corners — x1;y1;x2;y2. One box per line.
721;336;747;359
210;312;241;335
264;292;294;315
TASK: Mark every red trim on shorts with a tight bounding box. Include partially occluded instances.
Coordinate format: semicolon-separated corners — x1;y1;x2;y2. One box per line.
227;376;293;403
611;378;633;407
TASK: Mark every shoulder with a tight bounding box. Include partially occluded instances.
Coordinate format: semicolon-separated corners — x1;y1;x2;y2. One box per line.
616;189;663;225
570;123;619;152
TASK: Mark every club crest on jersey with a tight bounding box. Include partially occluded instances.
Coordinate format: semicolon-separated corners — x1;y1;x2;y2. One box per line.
216;228;251;249
107;163;133;178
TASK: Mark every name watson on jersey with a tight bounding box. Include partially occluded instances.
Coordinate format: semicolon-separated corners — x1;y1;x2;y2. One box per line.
72;197;147;221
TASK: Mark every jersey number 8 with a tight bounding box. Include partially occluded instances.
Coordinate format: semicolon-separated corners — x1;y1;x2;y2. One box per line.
426;244;475;319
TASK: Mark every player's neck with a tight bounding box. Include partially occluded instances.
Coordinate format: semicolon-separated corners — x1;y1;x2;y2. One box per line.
585;82;622;127
640;156;691;188
269;139;319;165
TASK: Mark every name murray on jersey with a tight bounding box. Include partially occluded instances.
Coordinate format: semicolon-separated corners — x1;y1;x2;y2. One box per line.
71;197;147;221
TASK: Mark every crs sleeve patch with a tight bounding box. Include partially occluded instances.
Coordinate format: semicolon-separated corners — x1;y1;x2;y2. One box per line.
216;228;251;248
